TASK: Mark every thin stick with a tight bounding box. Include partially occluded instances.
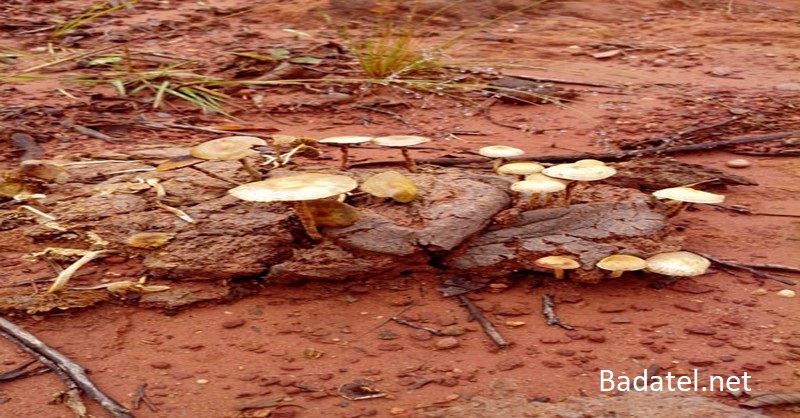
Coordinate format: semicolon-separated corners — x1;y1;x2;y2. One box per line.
505;74;622;89
692;252;797;286
542;294;574;330
0;316;133;418
390;317;444;336
47;250;108;293
456;295;509;348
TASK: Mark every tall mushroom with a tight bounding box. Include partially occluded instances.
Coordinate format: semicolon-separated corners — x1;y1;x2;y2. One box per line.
651;186;725;217
319;136;373;169
534;255;580;280
190;136;266;182
510;173;568;209
228;173;358;241
541;159;616;206
478;145;524;171
497;161;545;181
371;135;431;173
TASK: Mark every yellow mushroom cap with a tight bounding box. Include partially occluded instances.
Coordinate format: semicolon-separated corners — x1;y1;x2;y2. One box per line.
371;135;431;147
478;145;524;158
126;232;176;249
596;254;646;272
645;251;710;276
511;174;567;194
542;162;616;181
360;170;418;203
534;255;581;270
573;159;607;167
156;155;205;171
652;187;725;204
228;173;358;202
319;136;373;145
190;136;267;161
497;162;545;176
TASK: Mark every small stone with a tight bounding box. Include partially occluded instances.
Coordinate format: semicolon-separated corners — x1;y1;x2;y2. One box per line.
725;159;751;168
555;349;576;357
505;320;526;328
441;326;466;336
631;302;654;311
150;361;171;370
719;315;744;326
740;363;764;372
730;340;754;350
709;66;733;76
565;45;583;55
377;343;404;351
496;357;525;371
557;294;584;304
610;315;631;324
652;59;669;67
688;358;715;367
434;337;460;350
751;288;767;296
196;378;209;384
670;279;715;294
774;82;800;91
665;48;687;55
684;325;716;335
707;340;725;348
598;304;628;313
388;295;413;306
389;407;406;415
674;301;703;313
541;360;564;368
588;334;606;343
221;318;246;329
720;355;735;362
776;289;796;298
409;329;433;341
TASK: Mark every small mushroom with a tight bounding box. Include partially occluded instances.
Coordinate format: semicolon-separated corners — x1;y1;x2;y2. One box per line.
156;154;239;186
126;231;176;249
510;173;568;209
306;199;361;227
645;251;710;279
497;162;545;181
319;136;373;169
478;145;524;171
228;173;358;241
652;186;725;217
360;170;417;203
541;159;616;206
534;255;580;280
190;136;266;181
371;135;431;173
596;254;646;278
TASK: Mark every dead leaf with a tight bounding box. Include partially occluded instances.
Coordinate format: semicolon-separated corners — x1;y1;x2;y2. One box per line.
740;392;800;408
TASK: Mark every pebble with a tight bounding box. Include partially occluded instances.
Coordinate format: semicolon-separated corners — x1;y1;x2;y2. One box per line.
740;362;765;372
196;379;209;384
665;48;687;55
441;326;466;336
631;302;654;311
652;58;669;67
725;159;751;168
730;340;754;350
674;300;703;312
688;358;715;367
707;340;725;348
496;357;525;371
598;304;628;313
377;343;404;351
150;361;171;369
565;45;583;55
221;318;246;329
776;289;796;298
709;66;733;76
684;325;717;335
751;288;767;296
720;355;735;362
555;349;576;357
434;337;460;350
588;334;606;343
774;82;800;91
541;360;564;369
409;329;433;341
610;315;631;324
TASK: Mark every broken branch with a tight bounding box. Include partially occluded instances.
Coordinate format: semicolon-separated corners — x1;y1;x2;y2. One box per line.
456;295;509;348
692;252;797;286
542;294;574;330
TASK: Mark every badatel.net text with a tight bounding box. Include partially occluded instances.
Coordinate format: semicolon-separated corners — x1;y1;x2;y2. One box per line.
599;369;752;392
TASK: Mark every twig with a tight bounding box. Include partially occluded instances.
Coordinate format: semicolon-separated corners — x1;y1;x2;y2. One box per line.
508;74;622;89
47;250;109;293
132;383;158;412
350;129;800;168
692;252;797;286
0;316;133;418
542;294;574;330
456;295;509;348
390;317;444;336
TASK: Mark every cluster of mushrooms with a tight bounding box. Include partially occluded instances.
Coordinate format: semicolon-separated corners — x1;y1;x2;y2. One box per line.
478;144;726;281
153;135;727;282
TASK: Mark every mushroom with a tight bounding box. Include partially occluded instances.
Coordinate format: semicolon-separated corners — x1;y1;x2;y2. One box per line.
596;254;646;278
126;231;176;249
359;170;418;203
510;173;568;209
534;255;580;280
478;145;524;171
541;159;616;206
371;135;431;173
318;136;373;169
497;161;545;181
190;135;266;181
228;173;358;241
156;154;239;186
645;251;710;280
651;186;725;217
306;199;361;227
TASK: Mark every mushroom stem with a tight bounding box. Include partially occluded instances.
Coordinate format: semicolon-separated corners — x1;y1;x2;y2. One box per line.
400;148;417;173
524;192;542;210
607;270;624;279
238;158;262;181
293;201;323;241
665;200;691;217
492;158;503;172
552;268;565;280
339;145;350;170
562;181;583;206
188;165;240;186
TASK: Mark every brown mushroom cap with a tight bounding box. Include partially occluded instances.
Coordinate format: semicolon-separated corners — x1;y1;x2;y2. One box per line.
319;136;374;145
371;135;431;147
360;171;417;203
478;145;524;159
645;251;710;277
652;187;725;204
542;162;616;181
228;173;358;202
190;136;267;161
596;254;646;274
497;162;544;176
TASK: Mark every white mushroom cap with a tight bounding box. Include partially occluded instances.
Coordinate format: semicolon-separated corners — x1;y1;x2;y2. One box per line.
228;173;357;202
497;162;544;176
191;136;266;161
478;145;524;158
542;162;616;181
511;174;567;194
319;136;374;145
573;159;607;167
596;254;646;272
534;255;580;270
652;187;725;204
645;251;710;277
371;135;431;147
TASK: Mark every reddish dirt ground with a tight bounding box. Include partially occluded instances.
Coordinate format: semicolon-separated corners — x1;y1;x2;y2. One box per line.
1;1;799;417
